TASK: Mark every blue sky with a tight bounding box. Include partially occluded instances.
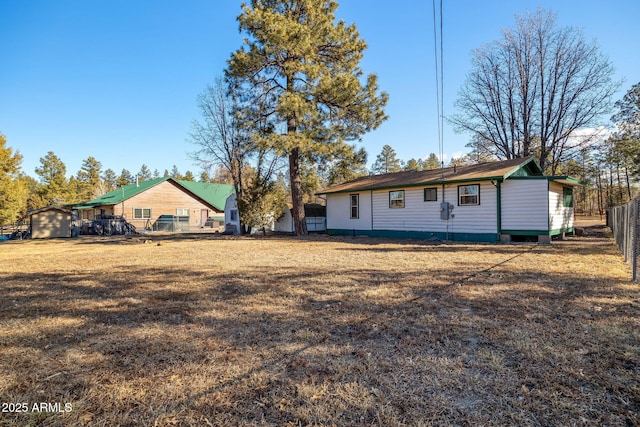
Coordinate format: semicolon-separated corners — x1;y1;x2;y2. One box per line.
1;1;638;180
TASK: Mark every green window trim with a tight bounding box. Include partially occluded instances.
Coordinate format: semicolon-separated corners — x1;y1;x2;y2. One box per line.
350;194;359;219
563;187;574;208
424;187;438;202
389;190;405;208
458;184;480;206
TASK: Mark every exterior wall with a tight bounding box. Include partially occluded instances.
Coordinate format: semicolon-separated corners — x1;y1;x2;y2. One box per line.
549;182;574;234
224;194;241;234
327;182;498;241
274;210;326;232
31;210;72;239
326;191;373;231
371;183;497;234
274;209;293;232
112;180;221;230
501;179;549;233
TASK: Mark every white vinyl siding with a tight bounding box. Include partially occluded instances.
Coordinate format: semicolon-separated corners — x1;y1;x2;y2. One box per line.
501;179;549;231
371;183;497;233
549;182;574;231
326;192;372;230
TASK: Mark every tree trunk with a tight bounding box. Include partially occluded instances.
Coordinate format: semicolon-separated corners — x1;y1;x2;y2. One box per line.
289;147;308;236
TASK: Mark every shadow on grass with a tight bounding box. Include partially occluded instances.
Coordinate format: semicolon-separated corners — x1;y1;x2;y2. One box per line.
0;243;638;426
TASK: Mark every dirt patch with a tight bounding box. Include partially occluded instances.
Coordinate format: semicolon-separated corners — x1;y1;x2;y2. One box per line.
0;232;638;426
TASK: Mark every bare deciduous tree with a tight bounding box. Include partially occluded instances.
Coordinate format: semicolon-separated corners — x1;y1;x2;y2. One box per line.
452;8;619;173
189;77;284;233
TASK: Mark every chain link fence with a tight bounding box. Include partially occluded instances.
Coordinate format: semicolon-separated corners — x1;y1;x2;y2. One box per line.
608;198;639;282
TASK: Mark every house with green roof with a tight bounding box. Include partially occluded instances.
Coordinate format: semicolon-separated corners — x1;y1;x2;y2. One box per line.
318;157;582;243
74;177;239;233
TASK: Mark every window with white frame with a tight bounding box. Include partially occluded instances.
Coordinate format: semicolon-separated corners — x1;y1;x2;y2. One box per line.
389;190;405;208
176;208;189;217
350;194;359;218
133;208;151;219
458;184;480;205
424;187;437;202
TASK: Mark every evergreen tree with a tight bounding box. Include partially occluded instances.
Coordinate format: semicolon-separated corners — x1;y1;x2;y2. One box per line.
76;156;103;201
199;171;212;183
34;151;69;205
227;0;388;235
371;145;402;174
102;169;118;192
424;153;441;170
326;145;368;185
152;169;161;179
183;170;195;182
404;159;422;171
170;165;182;180
0;134;28;224
138;164;153;182
116;169;134;187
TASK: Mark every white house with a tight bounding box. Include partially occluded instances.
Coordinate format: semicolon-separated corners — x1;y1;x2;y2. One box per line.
318;157;581;243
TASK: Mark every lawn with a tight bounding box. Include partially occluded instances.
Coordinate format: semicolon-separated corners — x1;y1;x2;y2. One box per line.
0;225;638;426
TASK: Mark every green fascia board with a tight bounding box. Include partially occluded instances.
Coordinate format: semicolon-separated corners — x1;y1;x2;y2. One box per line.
320;159;546;196
502;157;543;179
323;176;506;195
546;176;586;186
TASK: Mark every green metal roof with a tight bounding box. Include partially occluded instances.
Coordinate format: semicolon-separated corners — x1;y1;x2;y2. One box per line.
174;180;235;211
73;177;235;211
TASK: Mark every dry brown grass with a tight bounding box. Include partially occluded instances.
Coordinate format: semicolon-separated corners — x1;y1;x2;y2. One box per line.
0;223;638;426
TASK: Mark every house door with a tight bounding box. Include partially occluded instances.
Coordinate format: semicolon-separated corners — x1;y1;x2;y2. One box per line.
201;209;209;228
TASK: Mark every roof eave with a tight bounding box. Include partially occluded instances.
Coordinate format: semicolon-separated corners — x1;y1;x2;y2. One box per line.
317;175;507;195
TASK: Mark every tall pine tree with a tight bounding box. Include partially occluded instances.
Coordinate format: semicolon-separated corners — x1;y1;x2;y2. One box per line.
227;0;388;235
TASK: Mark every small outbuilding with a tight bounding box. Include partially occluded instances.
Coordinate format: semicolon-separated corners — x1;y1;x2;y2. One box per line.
274;203;327;233
29;207;73;239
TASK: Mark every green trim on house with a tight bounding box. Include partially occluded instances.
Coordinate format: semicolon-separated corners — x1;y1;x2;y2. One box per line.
500;228;575;236
550;227;574;236
327;228;499;243
496;180;502;236
501;229;550;236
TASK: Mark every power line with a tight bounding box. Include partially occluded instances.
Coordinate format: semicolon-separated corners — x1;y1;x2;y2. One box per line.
432;0;444;174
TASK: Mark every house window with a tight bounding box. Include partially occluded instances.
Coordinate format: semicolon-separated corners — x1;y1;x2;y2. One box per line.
133;208;151;219
563;187;574;207
230;209;238;221
389;190;405;208
176;208;189;217
424;187;437;202
350;194;359;218
458;185;480;205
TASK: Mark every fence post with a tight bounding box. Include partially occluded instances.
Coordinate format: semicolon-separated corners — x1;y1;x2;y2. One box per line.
634;198;639;282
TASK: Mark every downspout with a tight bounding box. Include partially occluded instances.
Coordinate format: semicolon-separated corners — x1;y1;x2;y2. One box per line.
370;190;374;232
493;179;502;242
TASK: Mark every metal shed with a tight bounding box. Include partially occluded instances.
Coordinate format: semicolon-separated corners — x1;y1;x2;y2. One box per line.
29;207;73;239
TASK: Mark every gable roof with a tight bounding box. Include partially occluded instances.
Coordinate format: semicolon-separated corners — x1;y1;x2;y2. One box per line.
173;180;235;211
73;177;234;211
319;157;544;195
